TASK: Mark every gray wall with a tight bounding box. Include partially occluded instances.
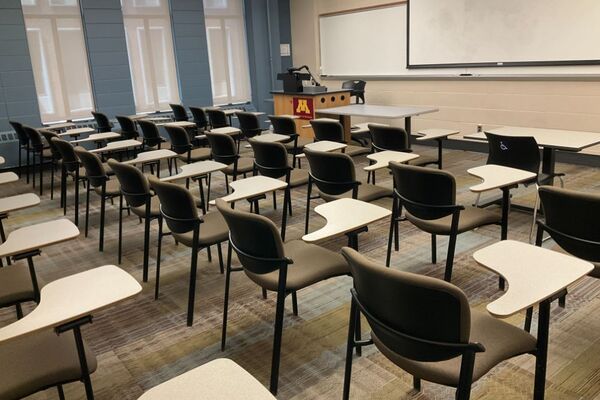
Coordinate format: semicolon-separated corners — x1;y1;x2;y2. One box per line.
80;0;136;117
0;0;293;126
170;0;213;107
0;0;41;131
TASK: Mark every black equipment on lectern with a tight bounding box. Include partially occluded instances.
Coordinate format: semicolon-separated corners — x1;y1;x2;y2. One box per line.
277;65;327;93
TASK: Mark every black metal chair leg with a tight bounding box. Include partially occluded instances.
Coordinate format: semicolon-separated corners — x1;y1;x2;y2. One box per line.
342;299;358;400
217;242;224;274
99;186;106;252
85;184;90;237
269;266;288;395
57;384;65;400
524;306;533;332
72;326;95;400
142;201;151;282
413;376;421;391
444;233;457;282
354;307;362;356
187;227;200;327
291;291;298;316
155;216;163;299
118;194;123;264
15;303;23;319
221;242;233;351
304;180;312;234
75;169;80;226
431;234;437;264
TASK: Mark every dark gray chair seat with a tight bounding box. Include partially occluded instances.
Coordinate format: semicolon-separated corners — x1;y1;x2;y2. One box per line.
344;144;370;157
223;157;254;175
409;154;439;167
320;183;392;203
0;329;97;400
407;207;501;235
285;168;309;187
283;136;312;151
244;239;348;291
178;147;211;163
93;179;121;196
372;310;536;386
0;265;37;306
171;211;229;247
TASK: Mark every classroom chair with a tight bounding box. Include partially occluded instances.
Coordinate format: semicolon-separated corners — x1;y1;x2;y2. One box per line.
170;103;189;122
216;198;349;395
268;115;311;168
310;118;369;156
303;147;391;234
91;111;112;133
386;162;501;279
115;115;139;140
342;79;366;104
340;247;537;400
9;121;31;181
206;132;254;193
22;126;53;195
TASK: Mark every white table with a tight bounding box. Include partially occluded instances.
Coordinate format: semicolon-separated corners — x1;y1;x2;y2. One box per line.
473;240;593;400
71;132;121;144
416;128;460;169
251;133;290;143
303;198;391;250
364;150;419;171
58;127;95;138
124;149;177;177
161;121;196;128
0;193;41;266
316;104;439;144
0;265;141;399
0;172;18;185
465;126;600;179
161;160;227;183
297;140;346;158
90;139;142;154
211;176;287;205
44;122;76;131
0;219;79;302
210;126;242;136
139;359;275;400
0;193;40;215
468;164;536;240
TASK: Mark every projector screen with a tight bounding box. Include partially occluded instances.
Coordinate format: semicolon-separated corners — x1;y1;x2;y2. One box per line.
408;0;600;68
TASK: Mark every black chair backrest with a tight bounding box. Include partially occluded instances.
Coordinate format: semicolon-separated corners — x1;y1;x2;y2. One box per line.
342;247;474;361
389;162;459;220
310;119;345;143
236;112;262;139
107;159;150;208
39;129;61;159
269;115;297;137
92;111;112;132
369;124;409;152
538;186;600;262
9;121;29;146
148;176;199;234
51;138;79;171
115;116;138;140
189;106;208;129
249;139;290;180
215;198;287;274
304;148;358;196
137;120;163;147
164;125;192;155
170;104;189;122
206;109;229;129
74;147;107;187
485;132;540;175
206;132;238;165
22;126;44;149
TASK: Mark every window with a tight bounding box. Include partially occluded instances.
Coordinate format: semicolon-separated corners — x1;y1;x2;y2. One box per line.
121;0;180;113
21;0;94;123
203;0;251;105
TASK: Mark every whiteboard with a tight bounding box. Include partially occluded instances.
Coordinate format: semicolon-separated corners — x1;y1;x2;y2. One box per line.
319;5;408;76
318;2;600;77
408;0;600;68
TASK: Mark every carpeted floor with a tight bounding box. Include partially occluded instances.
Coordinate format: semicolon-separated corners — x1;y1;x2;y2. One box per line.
2;143;599;399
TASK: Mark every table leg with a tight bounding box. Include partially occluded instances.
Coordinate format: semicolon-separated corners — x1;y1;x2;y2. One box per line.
501;187;510;240
339;115;352;143
541;147;556;185
534;299;551;400
405;117;412;148
436;138;443;169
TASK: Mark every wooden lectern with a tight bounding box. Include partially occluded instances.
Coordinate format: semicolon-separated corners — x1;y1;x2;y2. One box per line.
271;89;351;139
